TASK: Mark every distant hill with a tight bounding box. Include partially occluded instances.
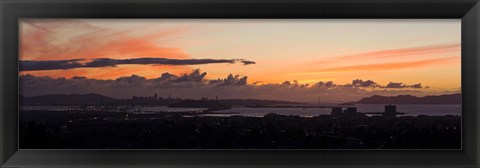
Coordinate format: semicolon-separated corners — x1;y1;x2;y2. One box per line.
352;93;461;104
20;93;120;106
20;94;301;106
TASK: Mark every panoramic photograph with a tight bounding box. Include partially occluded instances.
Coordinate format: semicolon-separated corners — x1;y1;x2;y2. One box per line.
19;19;461;149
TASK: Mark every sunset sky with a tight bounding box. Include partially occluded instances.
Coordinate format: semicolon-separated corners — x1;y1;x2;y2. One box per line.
19;19;461;102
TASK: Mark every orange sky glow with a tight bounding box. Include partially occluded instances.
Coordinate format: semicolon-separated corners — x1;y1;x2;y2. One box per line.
19;19;461;95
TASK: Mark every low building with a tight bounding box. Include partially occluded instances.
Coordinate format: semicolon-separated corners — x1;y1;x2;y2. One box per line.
344;107;357;115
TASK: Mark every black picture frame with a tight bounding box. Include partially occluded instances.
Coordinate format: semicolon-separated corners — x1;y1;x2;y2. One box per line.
1;0;479;167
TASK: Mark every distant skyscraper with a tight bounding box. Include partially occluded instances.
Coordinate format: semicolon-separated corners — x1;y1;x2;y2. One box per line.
154;93;158;101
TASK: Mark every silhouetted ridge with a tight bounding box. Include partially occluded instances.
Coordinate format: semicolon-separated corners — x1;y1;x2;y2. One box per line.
20;93;119;106
20;94;301;106
354;93;461;104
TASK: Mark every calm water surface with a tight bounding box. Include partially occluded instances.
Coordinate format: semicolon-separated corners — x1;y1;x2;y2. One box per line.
21;104;461;117
214;104;461;117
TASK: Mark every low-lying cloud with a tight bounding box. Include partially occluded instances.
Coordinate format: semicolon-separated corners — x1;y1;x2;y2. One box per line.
352;79;378;88
385;82;423;89
20;69;430;103
20;58;255;71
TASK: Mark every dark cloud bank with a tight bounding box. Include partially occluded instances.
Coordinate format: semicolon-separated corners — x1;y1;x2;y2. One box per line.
20;58;256;71
20;69;429;103
350;79;423;89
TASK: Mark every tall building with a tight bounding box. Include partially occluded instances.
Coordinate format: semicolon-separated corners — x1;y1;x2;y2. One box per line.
383;105;397;118
154;93;158;101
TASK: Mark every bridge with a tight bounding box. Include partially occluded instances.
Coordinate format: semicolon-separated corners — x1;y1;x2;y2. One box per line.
362;112;406;115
